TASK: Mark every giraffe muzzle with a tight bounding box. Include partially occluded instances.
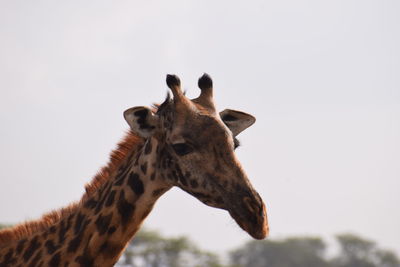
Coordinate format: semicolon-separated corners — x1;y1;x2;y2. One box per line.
228;195;269;240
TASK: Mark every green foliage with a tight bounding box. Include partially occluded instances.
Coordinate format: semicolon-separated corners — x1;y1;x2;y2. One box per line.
0;224;11;230
2;222;398;267
230;236;330;267
116;230;400;267
117;229;223;267
331;233;400;267
229;234;400;267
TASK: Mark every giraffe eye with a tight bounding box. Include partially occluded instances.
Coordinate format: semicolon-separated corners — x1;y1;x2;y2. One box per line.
172;143;193;156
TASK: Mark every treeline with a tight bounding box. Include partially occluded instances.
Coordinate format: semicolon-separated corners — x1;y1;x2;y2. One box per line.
117;229;400;267
1;224;398;266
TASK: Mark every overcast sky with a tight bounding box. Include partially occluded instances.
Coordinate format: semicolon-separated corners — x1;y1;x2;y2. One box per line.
0;0;399;256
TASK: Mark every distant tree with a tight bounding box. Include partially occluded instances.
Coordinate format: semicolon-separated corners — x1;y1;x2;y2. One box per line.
2;221;398;267
331;234;400;267
117;229;223;267
230;237;330;267
0;224;11;230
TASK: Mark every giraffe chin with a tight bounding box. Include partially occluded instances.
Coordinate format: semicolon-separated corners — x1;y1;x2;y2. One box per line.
229;207;269;240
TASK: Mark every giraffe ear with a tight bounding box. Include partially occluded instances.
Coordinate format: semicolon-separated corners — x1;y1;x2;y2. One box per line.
220;109;256;136
124;106;158;138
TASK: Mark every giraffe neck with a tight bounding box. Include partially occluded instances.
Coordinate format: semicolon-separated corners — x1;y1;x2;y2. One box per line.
0;136;171;267
75;137;170;266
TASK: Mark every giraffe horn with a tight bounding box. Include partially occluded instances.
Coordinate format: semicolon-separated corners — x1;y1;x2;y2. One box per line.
166;74;184;101
198;73;213;98
195;73;215;111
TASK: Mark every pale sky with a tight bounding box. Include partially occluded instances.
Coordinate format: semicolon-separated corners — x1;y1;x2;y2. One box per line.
0;0;399;256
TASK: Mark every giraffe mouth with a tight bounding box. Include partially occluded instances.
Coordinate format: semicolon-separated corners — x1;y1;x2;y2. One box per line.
186;188;269;239
227;198;269;240
182;174;269;239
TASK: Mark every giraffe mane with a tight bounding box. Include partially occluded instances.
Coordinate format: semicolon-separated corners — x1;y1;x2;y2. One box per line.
0;131;143;247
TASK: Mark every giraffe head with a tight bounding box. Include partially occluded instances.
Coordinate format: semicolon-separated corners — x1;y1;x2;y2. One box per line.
124;74;269;239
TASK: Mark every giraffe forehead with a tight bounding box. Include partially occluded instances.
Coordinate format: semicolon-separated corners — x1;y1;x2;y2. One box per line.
173;115;230;143
157;94;216;123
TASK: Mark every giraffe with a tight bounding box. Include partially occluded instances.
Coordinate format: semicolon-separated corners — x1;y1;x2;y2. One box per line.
0;74;269;267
